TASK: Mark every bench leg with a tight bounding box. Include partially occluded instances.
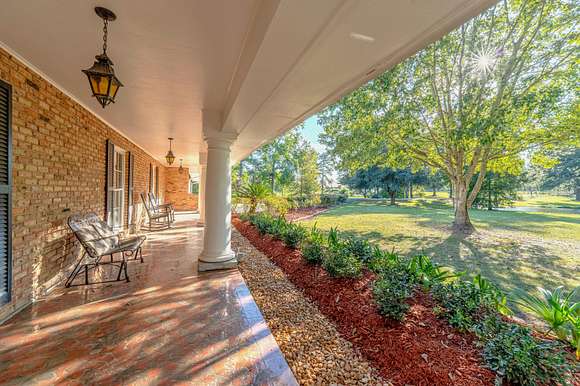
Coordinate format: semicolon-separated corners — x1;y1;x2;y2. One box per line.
124;259;130;282
65;251;86;288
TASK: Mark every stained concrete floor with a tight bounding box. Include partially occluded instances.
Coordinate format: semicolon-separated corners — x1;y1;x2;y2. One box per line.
0;213;297;385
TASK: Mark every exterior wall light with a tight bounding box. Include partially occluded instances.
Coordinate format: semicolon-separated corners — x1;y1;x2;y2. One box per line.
165;138;176;165
82;7;123;108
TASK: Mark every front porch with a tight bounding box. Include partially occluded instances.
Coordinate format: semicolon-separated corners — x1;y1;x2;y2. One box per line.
0;213;296;385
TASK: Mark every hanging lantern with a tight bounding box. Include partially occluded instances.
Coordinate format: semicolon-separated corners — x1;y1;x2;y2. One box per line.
82;7;123;108
165;138;176;165
178;159;184;174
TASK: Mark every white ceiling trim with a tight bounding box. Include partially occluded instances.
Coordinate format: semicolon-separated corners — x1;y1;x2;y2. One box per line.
232;0;349;137
233;0;497;158
0;40;163;164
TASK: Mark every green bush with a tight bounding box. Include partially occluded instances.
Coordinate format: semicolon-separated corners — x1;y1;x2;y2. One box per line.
431;281;496;331
473;274;512;316
282;223;307;248
267;216;287;240
264;195;290;216
373;265;416;320
289;195;321;209
514;286;579;356
252;213;274;235
302;225;325;264
322;247;362;278
320;193;348;206
407;254;462;290
482;321;573;386
343;236;373;263
302;241;325;264
367;246;401;274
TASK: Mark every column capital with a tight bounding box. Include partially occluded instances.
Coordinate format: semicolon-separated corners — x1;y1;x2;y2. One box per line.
204;130;238;150
201;108;238;149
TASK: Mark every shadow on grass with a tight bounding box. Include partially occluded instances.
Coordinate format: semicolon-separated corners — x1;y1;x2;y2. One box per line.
320;200;579;238
339;226;577;317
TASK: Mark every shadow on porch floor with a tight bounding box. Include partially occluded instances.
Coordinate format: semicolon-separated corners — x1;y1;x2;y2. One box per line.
0;213;296;385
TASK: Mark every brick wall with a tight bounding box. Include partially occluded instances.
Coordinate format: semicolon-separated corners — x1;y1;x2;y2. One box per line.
0;47;167;322
165;167;198;211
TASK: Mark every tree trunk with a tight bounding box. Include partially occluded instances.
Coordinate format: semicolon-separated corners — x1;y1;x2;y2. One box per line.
270;161;276;192
237;161;243;190
432;183;437;196
410;184;413;199
389;191;396;205
453;180;474;233
575;179;580;201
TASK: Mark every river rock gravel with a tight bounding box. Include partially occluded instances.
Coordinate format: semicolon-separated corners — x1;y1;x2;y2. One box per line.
232;230;389;386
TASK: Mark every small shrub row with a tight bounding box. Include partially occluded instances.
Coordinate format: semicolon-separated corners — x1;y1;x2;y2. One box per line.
373;264;416;320
245;213;307;248
240;214;577;385
480;317;572;386
432;279;576;384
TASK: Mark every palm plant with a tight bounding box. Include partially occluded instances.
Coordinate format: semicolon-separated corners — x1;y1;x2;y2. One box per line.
514;286;579;343
236;183;271;214
407;254;462;289
327;227;341;250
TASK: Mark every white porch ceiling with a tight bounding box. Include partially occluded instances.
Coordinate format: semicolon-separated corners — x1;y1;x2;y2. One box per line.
0;0;496;168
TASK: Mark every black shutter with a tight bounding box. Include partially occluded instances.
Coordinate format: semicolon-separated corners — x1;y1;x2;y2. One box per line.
127;152;134;226
0;80;12;306
105;139;115;226
149;163;153;193
155;166;159;199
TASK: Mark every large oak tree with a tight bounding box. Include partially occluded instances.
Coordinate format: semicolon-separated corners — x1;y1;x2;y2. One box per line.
320;0;578;232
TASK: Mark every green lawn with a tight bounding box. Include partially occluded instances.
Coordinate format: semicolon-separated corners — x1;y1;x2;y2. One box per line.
300;196;579;315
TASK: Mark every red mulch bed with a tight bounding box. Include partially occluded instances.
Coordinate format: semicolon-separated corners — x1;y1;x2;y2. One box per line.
285;207;328;222
234;218;496;386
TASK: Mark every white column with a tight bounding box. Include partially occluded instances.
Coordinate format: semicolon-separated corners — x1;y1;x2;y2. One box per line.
198;134;238;272
197;152;207;224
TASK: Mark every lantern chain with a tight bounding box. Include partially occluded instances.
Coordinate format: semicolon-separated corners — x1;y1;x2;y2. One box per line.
102;19;108;54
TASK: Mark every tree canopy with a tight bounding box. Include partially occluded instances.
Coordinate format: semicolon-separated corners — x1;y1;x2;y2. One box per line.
234;128;321;198
319;0;579;231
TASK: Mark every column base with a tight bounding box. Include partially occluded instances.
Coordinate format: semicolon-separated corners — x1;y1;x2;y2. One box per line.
198;251;237;272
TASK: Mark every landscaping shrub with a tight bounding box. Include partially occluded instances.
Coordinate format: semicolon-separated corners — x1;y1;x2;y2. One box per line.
373;264;416;320
343;236;373;263
326;227;341;249
252;213;275;235
282;223;307;248
320;193;348;206
302;225;325;264
322;246;362;278
302;240;325;264
264;195;290;216
407;254;462;290
289;195;321;209
367;246;401;274
473;274;512;316
269;216;288;240
481;320;573;386
514;285;579;359
431;280;496;331
241;210;577;384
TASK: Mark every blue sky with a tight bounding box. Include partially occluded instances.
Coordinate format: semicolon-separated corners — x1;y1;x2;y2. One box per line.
298;115;325;153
